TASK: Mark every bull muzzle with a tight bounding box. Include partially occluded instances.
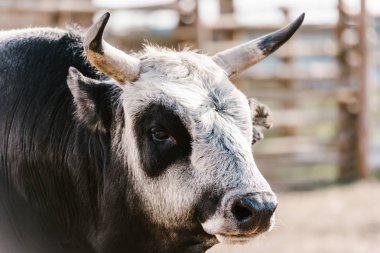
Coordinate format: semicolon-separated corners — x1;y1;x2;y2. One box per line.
201;190;277;243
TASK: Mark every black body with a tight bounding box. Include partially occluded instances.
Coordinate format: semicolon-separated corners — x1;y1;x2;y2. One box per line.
0;29;213;253
0;29;107;253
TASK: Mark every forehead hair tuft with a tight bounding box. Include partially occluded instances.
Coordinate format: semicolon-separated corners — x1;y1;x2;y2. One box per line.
137;45;225;86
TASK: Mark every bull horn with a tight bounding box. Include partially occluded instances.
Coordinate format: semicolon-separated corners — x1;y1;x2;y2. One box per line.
84;12;140;83
213;13;305;78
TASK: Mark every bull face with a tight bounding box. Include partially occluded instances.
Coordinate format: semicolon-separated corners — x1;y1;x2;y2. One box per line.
67;12;304;252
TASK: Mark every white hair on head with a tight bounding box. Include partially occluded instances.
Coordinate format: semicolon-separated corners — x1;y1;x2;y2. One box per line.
111;46;272;228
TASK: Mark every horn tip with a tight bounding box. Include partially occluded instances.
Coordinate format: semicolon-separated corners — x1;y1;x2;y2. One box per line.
84;12;111;53
289;12;306;33
99;12;111;24
296;13;305;26
258;12;305;54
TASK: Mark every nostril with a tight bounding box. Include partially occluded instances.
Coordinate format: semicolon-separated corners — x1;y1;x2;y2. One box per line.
231;200;253;222
228;194;277;232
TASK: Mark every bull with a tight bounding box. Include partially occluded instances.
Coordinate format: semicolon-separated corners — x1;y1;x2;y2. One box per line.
0;12;304;253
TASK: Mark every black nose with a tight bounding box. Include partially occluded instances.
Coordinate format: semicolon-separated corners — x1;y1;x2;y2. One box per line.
230;193;277;232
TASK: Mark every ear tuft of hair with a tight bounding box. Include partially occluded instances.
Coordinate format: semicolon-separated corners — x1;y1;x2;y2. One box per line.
248;98;273;144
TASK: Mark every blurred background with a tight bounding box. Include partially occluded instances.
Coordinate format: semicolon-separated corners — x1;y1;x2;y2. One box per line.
0;0;379;252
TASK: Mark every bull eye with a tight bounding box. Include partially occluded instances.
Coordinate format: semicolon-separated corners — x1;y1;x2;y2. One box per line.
150;127;173;144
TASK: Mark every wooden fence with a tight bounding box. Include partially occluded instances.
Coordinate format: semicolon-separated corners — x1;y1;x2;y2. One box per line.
196;0;379;189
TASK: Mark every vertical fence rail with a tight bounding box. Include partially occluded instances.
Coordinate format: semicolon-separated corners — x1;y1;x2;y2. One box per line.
336;0;369;180
357;0;369;177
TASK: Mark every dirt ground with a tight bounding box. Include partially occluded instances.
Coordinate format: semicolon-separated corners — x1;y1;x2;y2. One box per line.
208;180;380;253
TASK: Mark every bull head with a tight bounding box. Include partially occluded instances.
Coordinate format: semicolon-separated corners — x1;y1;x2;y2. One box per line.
84;12;304;83
69;12;305;251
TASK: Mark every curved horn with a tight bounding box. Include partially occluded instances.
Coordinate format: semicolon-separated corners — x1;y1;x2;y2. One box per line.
213;13;305;78
84;12;140;83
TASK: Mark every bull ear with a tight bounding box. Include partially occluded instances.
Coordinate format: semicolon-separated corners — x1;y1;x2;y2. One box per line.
67;67;114;133
248;98;273;144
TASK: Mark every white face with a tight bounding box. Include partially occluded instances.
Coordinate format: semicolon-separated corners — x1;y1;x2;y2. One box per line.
76;11;306;251
115;46;276;243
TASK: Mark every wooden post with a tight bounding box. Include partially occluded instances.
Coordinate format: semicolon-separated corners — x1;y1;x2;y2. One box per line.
278;7;297;136
356;0;369;177
336;0;358;180
177;0;198;48
217;0;234;41
336;0;368;180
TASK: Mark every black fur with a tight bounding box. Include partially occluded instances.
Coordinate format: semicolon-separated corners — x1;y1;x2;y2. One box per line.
0;29;214;253
0;29;115;252
134;104;192;177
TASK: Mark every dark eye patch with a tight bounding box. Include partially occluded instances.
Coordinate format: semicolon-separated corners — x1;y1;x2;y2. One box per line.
133;104;192;177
